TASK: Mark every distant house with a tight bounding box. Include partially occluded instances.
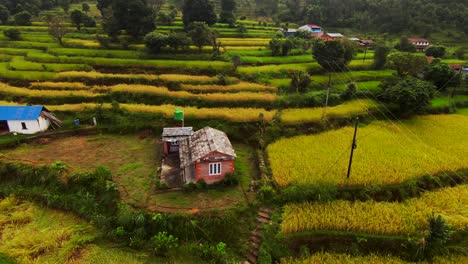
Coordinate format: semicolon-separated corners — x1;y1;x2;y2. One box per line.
408;37;430;52
462;66;468;78
359;39;374;47
298;24;322;33
283;28;297;37
162;127;236;185
450;64;468;78
0;105;61;135
317;32;345;41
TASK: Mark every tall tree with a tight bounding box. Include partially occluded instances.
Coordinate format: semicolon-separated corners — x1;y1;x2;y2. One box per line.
70;9;84;31
0;4;9;25
312;40;354;86
47;15;69;46
98;0;155;38
182;0;217;27
187;21;213;53
373;44;390;70
219;0;236;26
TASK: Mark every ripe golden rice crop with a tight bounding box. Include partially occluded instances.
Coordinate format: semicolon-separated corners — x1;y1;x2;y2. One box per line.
281;185;468;236
281;252;404;264
30;81;89;90
281;99;379;124
268;114;468;187
0;101;275;122
46;103;111;111
94;84;277;102
0;82;94;97
120;103;276;122
55;71;224;83
180;82;276;93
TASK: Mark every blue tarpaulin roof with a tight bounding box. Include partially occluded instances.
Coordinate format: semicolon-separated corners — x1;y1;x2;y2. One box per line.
0;106;45;121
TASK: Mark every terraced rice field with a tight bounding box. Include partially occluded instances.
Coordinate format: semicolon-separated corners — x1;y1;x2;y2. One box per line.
280;99;379;124
281;185;468;236
268;114;468;187
281;252;468;264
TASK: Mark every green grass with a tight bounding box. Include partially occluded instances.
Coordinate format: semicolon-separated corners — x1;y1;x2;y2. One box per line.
457;107;468;115
240;55;313;65
431;95;468;108
26;53;233;72
0;62;56;80
334;81;381;91
9;56;93;72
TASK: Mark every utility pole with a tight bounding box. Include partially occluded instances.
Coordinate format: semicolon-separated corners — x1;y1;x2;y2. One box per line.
346;117;359;179
362;46;368;62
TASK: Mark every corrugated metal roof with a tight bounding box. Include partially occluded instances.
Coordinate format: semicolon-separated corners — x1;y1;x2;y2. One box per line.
0;106;45;121
162;127;193;137
179;127;236;167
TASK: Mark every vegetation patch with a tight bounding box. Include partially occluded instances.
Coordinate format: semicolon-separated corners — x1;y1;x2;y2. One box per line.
280;99;379;125
281;185;468;236
268;114;468;187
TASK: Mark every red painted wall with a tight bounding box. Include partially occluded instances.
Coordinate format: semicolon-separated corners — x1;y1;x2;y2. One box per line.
195;152;235;184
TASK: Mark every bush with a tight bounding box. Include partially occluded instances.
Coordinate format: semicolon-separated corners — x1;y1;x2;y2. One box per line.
151;231;179;256
3;28;21;40
192;242;227;264
196;179;208;189
425;46;446;58
144;32;169;54
182;182;197;192
222;172;239;186
258;185;275;202
167;32;191;50
14;11;32;26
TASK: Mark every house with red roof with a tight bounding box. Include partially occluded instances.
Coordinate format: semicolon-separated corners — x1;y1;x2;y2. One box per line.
298;24;322;33
408;37;431;52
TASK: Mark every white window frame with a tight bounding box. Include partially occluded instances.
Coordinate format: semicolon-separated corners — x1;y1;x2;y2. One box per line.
209;162;222;176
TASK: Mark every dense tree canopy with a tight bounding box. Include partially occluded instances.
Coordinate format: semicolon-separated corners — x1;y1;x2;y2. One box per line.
424;60;460;90
387;52;428;77
98;0;155;38
182;0;217;27
253;0;468;35
312;40;354;72
382;77;436;115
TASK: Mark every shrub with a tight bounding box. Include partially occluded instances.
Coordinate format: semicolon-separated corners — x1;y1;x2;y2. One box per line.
222;172;239;186
289;70;311;93
144;32;169;54
196;179;208;189
14;11;32;26
193;242;227;264
151;231;179;256
258;185;275;202
3;28;21;40
183;182;197;192
425;46;446;58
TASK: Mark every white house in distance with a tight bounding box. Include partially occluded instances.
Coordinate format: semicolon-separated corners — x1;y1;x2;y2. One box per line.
0;105;61;134
408;37;431;52
298;24;322;33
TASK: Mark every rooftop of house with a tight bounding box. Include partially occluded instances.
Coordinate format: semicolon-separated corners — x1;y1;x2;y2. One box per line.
349;37;360;41
327;33;345;38
162;127;193;137
179;127;236;167
0;105;47;121
408;37;430;43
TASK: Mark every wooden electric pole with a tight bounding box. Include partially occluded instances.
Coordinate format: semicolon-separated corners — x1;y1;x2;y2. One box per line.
346;117;359;179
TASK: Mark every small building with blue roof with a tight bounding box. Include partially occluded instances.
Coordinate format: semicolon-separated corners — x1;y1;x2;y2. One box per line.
0;105;61;134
